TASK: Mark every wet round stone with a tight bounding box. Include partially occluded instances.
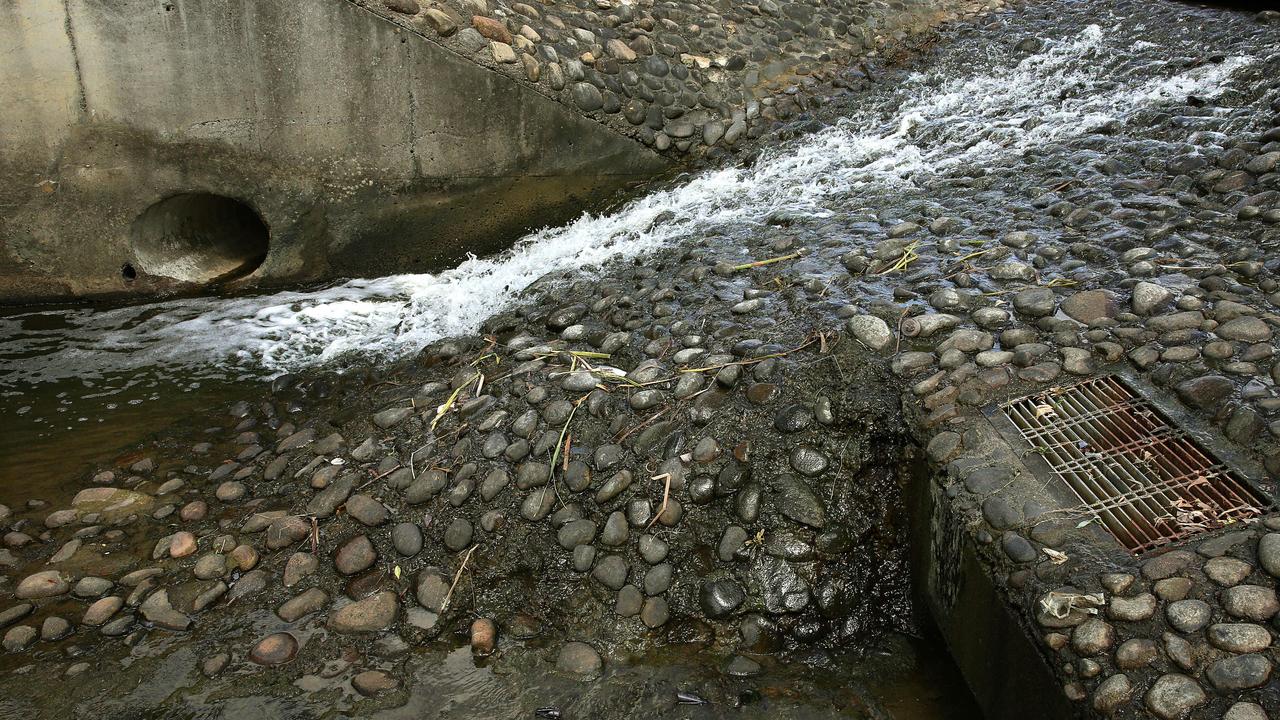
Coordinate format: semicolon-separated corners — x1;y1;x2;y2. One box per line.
601;512;628;546
415;569;448;612
3;626;36;652
558;519;597;550
572;545;596;573
1154;577;1193;602
250;632;299;665
1166;599;1212;633
1141;549;1196;580
774;404;813;433
687;474;715;504
655;498;683;527
278;588;328;622
561;372;597;392
1204;556;1252;586
570;82;603;111
267;516;312;549
353;670;400;696
40;616;70;641
1206;654;1272;691
718;526;748;561
1145;674;1206;720
345;494;389;526
556;641;602;678
1114;638;1158;670
638;535;668;564
640;597;669;628
16;571;69;599
726;655;762;677
215;481;246;502
202;653;230;677
1225;703;1268;720
737;483;762;523
1070;617;1111;655
1260;533;1280;577
72;577;112;599
1221;584;1279;621
327;591;398;633
1207;623;1272;653
625;500;651;527
443;518;474;551
139;589;191;630
100;615;134;637
82;596;123;626
193;553;227;580
788;446;829;477
629;389;664;410
1001;532;1036;563
169;531;197;558
1093;674;1132;715
230;544;259;571
1108;593;1156;621
643;564;673;596
774;475;826;529
592;555;627;590
392;522;424;557
1012;288;1056;317
470;617;496;656
615;585;642;617
699;579;745;618
335;535;378;576
1175;374;1233;410
284;553;319;587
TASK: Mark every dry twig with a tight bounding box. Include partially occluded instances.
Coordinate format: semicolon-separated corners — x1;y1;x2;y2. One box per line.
645;473;672;530
441;544;478;613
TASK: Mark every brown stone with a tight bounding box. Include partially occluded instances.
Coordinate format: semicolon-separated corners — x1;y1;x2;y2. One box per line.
82;596;124;626
229;544;259;571
1061;290;1119;324
170;531;198;559
15;570;69;599
249;632;299;665
352;669;400;696
327;591;398;633
472;16;512;44
334;535;377;576
180;500;207;522
471;617;496;656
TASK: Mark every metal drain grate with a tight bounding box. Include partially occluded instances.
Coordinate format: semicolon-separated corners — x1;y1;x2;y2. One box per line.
999;376;1269;553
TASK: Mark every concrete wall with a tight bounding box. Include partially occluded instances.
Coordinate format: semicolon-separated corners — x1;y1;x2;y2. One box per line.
908;455;1079;720
0;0;667;301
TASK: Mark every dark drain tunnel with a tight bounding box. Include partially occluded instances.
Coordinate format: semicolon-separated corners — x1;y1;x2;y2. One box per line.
128;193;270;285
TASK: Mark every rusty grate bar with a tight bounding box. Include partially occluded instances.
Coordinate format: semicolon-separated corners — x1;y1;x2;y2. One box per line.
1000;375;1269;553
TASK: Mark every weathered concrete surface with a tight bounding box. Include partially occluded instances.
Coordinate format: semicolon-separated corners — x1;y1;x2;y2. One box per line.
0;0;972;302
0;0;668;301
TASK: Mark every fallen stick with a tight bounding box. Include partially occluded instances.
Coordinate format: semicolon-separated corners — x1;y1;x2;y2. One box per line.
441;544;478;613
645;473;672;530
730;250;804;272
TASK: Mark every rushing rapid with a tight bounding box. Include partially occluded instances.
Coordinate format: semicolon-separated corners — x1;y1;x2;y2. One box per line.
0;21;1260;388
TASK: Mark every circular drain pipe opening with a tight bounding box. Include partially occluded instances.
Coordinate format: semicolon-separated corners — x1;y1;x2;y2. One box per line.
130;193;269;284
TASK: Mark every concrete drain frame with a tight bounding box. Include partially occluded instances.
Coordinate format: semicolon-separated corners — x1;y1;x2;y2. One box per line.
983;373;1272;554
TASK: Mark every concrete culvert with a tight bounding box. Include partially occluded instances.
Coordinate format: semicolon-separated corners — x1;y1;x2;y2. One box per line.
130;193;269;284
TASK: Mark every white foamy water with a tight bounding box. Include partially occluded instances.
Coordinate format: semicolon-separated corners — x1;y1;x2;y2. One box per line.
0;23;1256;385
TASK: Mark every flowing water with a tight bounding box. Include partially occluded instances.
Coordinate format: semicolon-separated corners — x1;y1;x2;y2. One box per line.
2;0;1278;716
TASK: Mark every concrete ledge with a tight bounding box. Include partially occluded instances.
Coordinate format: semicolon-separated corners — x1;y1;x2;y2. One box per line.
0;0;667;301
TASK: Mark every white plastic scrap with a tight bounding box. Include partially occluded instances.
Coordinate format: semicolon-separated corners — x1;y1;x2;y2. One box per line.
1040;590;1105;619
1042;547;1069;564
